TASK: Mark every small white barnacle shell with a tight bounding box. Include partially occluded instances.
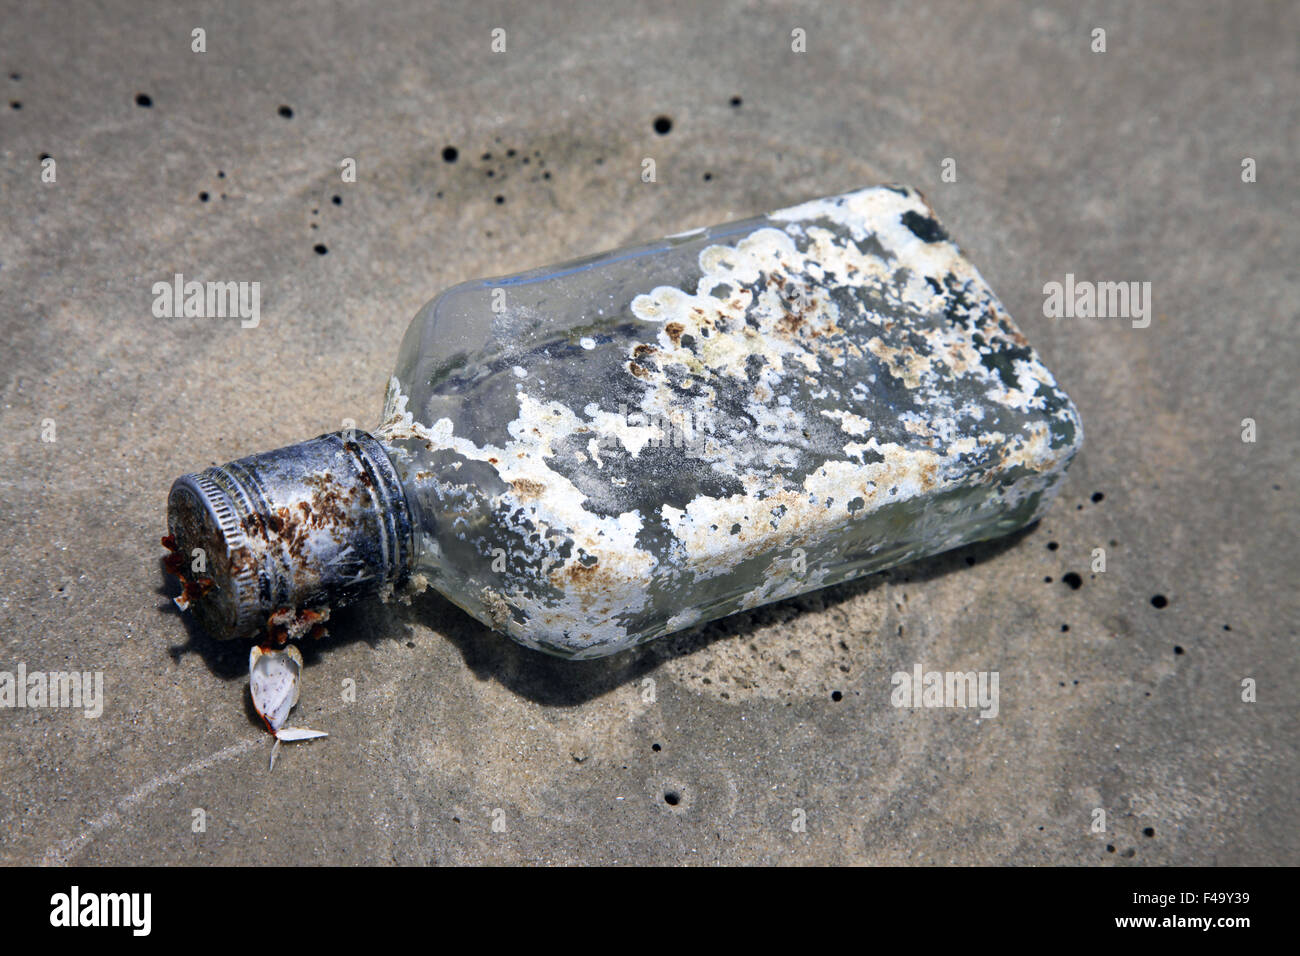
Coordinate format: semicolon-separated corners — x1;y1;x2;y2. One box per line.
249;644;300;732
250;645;327;769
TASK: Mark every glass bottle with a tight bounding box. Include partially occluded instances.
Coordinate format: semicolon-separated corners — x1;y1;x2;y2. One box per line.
166;185;1082;658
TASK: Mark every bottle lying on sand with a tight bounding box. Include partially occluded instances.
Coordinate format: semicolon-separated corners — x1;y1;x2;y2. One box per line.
164;185;1083;659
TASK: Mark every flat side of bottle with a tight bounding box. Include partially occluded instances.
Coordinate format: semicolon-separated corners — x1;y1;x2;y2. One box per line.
379;185;1083;659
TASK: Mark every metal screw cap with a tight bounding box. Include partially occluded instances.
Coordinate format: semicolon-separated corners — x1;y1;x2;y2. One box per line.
165;431;413;641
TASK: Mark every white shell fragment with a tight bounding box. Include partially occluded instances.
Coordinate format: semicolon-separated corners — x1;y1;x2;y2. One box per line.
249;645;327;769
249;644;301;732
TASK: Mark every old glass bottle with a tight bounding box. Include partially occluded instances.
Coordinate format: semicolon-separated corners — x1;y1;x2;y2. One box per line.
166;185;1082;658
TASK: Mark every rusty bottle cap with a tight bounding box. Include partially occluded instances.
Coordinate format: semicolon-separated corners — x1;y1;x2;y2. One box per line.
165;431;414;642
